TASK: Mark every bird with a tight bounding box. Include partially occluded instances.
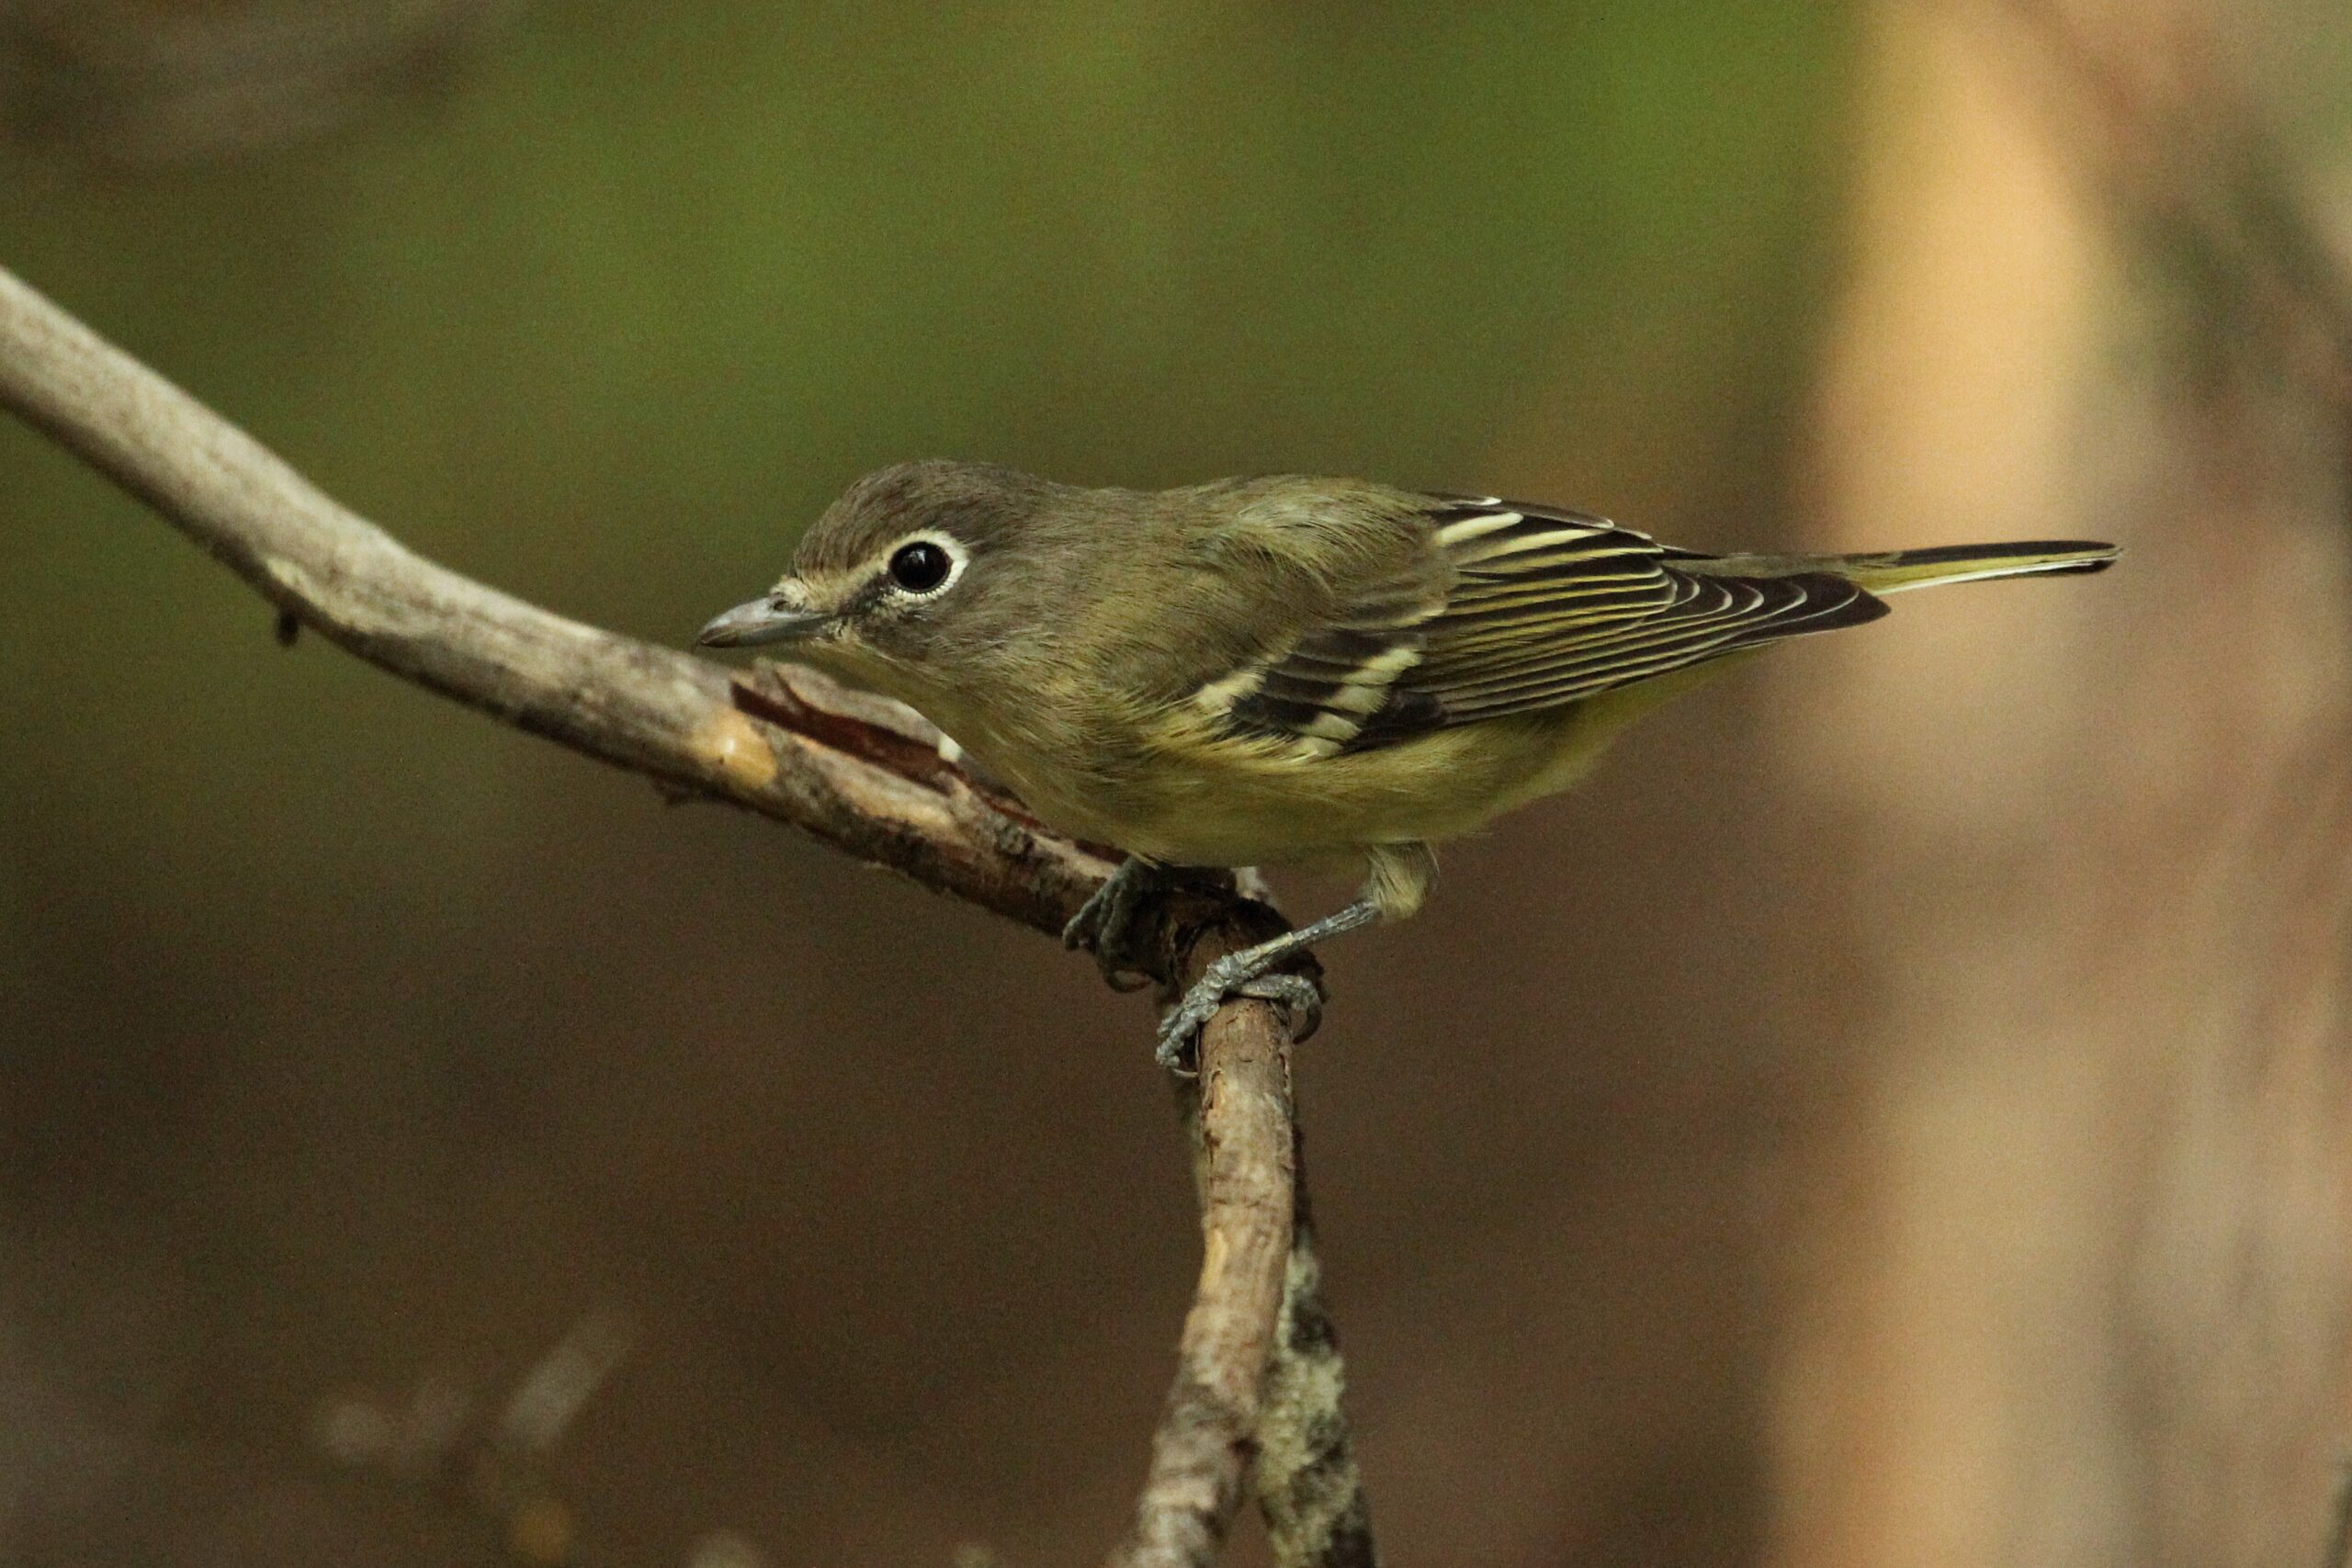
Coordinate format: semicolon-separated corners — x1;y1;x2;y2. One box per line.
698;459;2117;1068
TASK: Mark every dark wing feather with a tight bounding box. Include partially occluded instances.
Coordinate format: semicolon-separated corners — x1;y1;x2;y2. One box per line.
1198;497;1887;755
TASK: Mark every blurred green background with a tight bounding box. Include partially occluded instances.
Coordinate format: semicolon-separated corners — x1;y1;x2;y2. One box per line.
0;0;1847;1043
18;3;2336;1566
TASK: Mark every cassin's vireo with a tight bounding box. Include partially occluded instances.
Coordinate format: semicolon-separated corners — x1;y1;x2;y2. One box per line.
699;461;2116;1067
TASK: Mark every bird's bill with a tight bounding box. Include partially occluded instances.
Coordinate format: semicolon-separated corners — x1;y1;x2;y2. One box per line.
696;592;830;648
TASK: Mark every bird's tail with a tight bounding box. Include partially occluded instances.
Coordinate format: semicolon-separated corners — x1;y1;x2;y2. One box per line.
1816;539;2120;594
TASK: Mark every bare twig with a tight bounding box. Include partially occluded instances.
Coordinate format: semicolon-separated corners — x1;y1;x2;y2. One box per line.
1114;914;1300;1568
1126;914;1373;1568
0;264;1107;932
1250;1131;1375;1568
0;260;1365;1567
1162;886;1372;1568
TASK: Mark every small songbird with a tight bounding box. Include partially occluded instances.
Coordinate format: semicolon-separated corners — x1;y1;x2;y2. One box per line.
699;460;2116;1066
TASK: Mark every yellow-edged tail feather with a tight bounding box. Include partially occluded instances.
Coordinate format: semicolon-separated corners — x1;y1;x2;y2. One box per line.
1826;539;2120;594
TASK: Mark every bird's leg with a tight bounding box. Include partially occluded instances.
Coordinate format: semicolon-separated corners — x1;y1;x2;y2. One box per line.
1153;842;1435;1072
1153;903;1374;1067
1063;857;1246;991
1062;856;1164;990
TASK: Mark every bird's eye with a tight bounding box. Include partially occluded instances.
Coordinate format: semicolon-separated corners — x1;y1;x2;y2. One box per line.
888;540;953;593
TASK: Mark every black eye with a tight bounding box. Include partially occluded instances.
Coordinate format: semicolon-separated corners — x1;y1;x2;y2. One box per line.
888;540;953;593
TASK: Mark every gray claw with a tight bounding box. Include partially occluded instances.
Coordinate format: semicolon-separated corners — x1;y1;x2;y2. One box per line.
1061;885;1115;953
1235;972;1324;1043
1065;863;1157;989
1153;959;1327;1072
1154;997;1215;1073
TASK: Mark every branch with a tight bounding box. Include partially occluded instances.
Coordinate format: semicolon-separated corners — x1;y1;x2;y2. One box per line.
1250;1131;1376;1568
1114;916;1298;1568
0;260;1363;1568
0;263;1101;931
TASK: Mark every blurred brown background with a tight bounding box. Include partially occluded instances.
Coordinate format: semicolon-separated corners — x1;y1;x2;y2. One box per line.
4;2;2350;1564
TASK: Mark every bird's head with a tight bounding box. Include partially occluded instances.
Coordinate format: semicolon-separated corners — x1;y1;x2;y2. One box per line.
697;459;1069;711
695;453;1110;747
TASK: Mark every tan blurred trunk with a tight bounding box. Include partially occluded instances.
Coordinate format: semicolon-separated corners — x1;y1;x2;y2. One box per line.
1763;4;2352;1565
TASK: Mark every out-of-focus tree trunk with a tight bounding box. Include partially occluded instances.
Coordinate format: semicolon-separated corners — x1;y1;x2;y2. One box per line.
1764;4;2352;1565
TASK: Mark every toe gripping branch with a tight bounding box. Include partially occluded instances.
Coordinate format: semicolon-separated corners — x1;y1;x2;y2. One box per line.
1063;861;1327;1074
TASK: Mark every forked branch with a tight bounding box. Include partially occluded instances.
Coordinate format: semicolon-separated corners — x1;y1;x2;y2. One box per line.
0;261;1369;1568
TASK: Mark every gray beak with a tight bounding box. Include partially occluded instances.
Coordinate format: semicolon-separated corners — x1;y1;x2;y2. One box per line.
697;592;830;649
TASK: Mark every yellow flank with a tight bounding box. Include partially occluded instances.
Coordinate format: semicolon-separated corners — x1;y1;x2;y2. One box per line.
934;648;1755;873
1114;703;1600;866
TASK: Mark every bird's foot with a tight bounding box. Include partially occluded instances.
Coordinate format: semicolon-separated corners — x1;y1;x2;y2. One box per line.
1152;953;1325;1073
1236;972;1324;1043
1066;860;1241;992
1061;859;1159;991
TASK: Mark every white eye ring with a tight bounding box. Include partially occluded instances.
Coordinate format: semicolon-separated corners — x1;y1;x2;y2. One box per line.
880;532;967;599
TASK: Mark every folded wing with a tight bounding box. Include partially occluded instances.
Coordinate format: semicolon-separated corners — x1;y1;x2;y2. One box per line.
1198;497;1886;756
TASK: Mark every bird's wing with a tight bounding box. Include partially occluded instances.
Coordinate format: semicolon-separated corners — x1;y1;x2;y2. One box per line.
1199;496;1887;756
